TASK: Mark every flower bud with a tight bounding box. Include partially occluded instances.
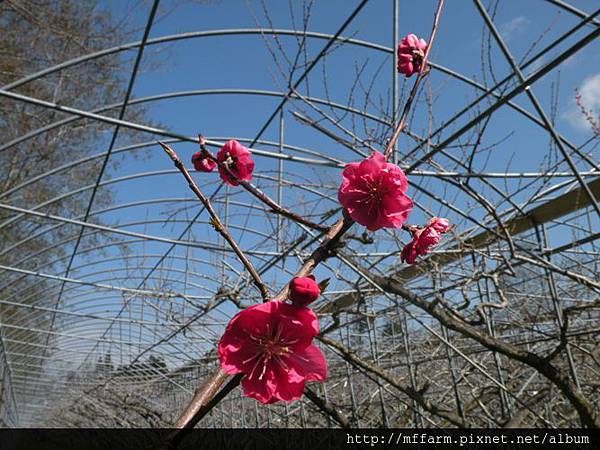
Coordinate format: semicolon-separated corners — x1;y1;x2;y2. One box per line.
401;217;450;264
397;33;428;77
192;150;216;172
289;275;320;307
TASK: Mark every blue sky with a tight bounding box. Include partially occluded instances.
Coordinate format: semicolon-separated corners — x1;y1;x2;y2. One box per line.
41;0;600;368
101;0;599;238
105;0;600;180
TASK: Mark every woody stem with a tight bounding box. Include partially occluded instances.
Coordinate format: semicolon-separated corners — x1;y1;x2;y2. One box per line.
167;0;445;437
384;0;445;161
159;141;270;302
200;139;329;233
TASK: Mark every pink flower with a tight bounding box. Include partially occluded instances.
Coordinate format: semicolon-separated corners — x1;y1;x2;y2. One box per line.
216;140;255;186
338;151;413;231
401;217;450;264
218;301;326;404
191;150;216;172
289;275;320;307
397;34;428;77
428;217;450;233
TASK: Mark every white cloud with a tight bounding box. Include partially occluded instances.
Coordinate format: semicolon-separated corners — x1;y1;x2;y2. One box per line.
563;73;600;131
500;16;530;42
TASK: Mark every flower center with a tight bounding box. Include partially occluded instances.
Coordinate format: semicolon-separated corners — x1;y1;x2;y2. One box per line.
411;49;424;66
249;331;294;356
365;178;382;203
263;339;289;356
244;322;300;380
223;151;237;170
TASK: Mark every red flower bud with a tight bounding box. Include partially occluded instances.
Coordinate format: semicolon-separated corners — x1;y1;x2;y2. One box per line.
401;217;450;264
397;34;428;77
289;275;320;307
192;150;216;172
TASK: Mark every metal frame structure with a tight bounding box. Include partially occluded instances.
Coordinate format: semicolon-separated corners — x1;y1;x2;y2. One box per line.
0;0;599;428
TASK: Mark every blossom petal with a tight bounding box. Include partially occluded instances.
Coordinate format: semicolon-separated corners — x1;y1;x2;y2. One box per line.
401;240;418;264
217;303;276;373
241;365;276;404
384;164;409;192
287;344;327;382
358;151;386;176
382;193;413;227
337;179;369;209
350;202;382;231
218;336;260;374
226;302;274;336
270;365;306;402
272;302;319;350
217;139;254;186
340;161;360;181
405;34;419;47
428;217;450;233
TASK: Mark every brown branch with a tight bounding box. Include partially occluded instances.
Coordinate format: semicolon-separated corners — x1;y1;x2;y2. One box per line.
165;373;243;449
272;211;355;302
318;335;466;427
167;374;350;450
370;273;600;428
171;370;235;429
200;135;329;233
166;0;445;433
159;141;270;302
238;178;329;232
304;386;351;428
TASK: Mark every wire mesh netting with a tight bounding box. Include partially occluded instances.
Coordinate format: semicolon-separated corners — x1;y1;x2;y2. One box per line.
0;0;599;429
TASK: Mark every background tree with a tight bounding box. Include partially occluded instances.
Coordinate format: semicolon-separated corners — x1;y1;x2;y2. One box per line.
0;0;154;417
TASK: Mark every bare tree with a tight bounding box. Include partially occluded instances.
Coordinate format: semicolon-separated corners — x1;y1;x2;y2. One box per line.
0;0;598;432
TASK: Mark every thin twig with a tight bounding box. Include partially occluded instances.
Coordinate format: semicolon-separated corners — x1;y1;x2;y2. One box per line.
166;0;445;434
318;334;465;427
200;135;329;233
384;0;445;160
159;141;270;302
